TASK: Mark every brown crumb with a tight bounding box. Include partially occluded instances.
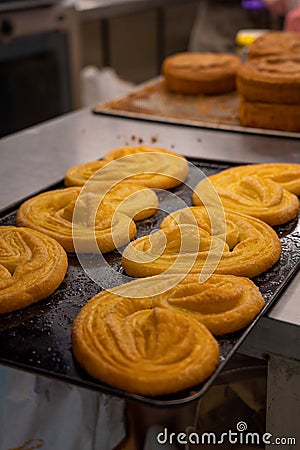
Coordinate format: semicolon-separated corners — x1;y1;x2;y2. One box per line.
170;144;175;148
138;137;144;143
197;137;202;142
151;135;158;143
131;135;136;141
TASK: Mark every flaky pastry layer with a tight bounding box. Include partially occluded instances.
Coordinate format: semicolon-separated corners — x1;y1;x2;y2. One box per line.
102;145;189;189
193;163;300;225
16;186;138;253
0;226;68;314
72;275;221;396
122;206;282;278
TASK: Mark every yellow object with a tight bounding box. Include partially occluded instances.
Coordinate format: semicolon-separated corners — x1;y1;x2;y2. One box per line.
236;29;269;48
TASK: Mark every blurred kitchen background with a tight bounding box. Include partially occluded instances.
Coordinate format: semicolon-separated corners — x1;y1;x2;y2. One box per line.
0;0;200;138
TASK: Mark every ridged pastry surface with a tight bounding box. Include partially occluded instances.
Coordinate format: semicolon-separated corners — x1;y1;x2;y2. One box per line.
102;145;189;189
193;164;300;225
16;186;138;253
162;52;241;94
0;226;68;314
72;275;220;396
122;206;282;278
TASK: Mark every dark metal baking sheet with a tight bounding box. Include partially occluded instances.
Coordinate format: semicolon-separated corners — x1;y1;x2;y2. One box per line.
93;77;300;139
0;157;299;407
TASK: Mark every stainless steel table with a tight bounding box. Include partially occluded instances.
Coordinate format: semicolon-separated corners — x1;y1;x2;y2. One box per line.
0;109;300;447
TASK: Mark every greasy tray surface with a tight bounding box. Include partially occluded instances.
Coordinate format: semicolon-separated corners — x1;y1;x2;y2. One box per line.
94;78;300;139
0;158;300;407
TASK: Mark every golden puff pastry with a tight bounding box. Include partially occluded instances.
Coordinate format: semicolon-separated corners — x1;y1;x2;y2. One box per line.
72;280;219;396
122;206;281;278
65;160;108;187
75;273;264;335
85;180;159;221
0;226;68;314
193;164;300;226
101;145;189;189
16;186;136;253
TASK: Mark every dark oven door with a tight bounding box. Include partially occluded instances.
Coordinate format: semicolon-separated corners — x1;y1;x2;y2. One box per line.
0;27;72;137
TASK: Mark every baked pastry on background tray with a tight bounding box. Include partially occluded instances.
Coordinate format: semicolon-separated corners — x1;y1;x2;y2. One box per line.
236;54;300;132
237;55;300;105
193;163;300;225
16;185;150;253
162;52;242;95
248;31;300;59
101;145;189;189
238;98;300;133
0;226;68;314
122;206;282;279
72;274;221;396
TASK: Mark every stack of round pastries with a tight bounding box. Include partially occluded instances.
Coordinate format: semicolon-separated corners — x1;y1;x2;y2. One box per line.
237;31;300;132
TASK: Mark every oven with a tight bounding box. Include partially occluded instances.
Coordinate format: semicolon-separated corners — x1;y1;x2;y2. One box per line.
0;3;81;138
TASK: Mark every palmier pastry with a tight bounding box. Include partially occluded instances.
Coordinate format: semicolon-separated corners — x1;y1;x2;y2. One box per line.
248;31;300;59
0;226;68;314
193;164;300;226
16;186;137;253
102;145;189;189
122;206;281;278
236;55;300;105
72;279;219;396
65;160;108;187
162;52;242;94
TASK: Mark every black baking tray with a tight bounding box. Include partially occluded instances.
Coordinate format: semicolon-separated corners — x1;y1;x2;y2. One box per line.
0;157;299;407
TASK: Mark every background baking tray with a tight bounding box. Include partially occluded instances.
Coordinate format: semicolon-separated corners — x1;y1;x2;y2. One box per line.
0;157;299;407
93;77;300;139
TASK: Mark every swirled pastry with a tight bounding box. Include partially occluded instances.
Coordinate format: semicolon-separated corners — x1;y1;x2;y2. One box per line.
65;160;108;187
122;206;281;278
248;31;300;59
102;145;189;189
16;186;137;253
193;164;300;225
72;278;219;396
0;226;68;314
162;52;242;94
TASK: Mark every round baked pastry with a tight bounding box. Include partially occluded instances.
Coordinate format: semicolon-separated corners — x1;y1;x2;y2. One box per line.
156;274;265;335
162;52;242;95
16;186;138;253
102;145;189;189
248;31;300;59
65;160;108;187
236;55;300;104
122;206;282;278
239;97;300;133
193;164;300;225
72;278;219;396
0;226;68;314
